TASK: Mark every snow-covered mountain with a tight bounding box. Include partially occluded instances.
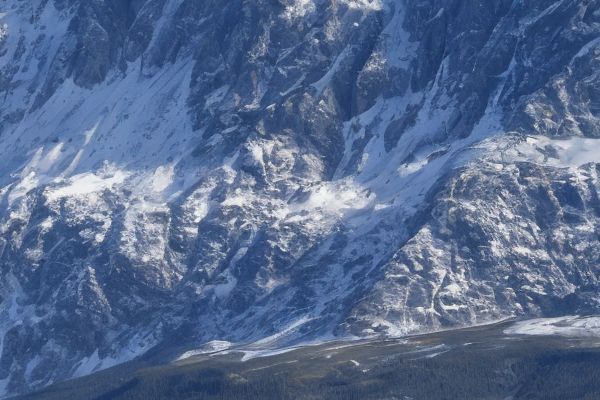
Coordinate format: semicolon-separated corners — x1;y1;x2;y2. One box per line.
1;0;600;396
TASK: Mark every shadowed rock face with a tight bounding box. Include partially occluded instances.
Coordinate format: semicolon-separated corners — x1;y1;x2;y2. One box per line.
1;0;600;396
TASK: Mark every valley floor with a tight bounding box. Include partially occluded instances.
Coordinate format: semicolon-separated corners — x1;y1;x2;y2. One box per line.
15;317;600;400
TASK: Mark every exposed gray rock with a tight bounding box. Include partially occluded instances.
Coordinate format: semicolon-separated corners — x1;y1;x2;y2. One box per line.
0;0;600;397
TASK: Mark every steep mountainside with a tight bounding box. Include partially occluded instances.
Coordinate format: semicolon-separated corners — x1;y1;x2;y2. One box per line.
1;0;600;396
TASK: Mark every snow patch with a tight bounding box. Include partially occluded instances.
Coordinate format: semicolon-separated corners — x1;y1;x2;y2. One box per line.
505;316;600;337
176;341;234;361
44;170;128;201
511;136;600;168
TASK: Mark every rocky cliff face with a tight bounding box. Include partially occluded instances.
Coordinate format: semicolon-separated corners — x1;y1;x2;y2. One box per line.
1;0;600;396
